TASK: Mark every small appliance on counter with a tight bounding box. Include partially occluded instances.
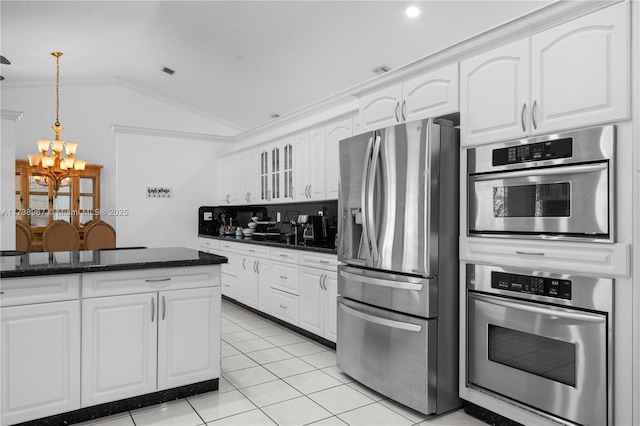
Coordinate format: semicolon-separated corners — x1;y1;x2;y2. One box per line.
303;215;326;244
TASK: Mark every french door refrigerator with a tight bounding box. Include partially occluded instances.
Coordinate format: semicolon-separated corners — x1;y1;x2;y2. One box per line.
337;117;460;416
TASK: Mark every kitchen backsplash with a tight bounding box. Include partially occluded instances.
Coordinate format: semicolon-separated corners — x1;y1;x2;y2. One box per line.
199;200;338;237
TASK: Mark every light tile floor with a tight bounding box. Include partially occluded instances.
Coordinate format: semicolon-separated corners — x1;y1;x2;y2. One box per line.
79;299;486;426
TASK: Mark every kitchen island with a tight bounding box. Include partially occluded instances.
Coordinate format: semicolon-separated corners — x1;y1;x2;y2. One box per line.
0;247;227;426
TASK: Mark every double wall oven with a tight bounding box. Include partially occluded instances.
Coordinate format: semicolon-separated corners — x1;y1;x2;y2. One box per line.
466;125;615;425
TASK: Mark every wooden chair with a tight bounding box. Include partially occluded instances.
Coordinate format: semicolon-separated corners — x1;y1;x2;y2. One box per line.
42;220;81;252
83;220;116;250
15;220;33;252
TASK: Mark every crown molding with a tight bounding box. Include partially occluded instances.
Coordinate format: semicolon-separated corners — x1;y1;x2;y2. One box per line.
1;110;24;121
110;125;235;143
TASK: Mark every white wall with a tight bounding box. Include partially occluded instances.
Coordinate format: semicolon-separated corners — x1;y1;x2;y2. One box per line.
115;133;225;249
1;81;237;247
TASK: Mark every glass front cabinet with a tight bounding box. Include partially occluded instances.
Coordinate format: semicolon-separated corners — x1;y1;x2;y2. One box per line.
15;159;102;251
259;139;294;204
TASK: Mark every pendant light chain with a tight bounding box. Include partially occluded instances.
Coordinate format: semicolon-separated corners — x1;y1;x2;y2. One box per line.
54;52;61;127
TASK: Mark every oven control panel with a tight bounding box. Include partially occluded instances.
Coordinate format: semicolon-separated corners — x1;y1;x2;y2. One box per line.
491;271;571;299
492;138;573;166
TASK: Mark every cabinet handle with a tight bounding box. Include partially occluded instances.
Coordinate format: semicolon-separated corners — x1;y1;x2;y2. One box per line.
280;304;288;309
256;259;260;274
253;260;258;273
162;296;166;321
394;101;400;122
532;100;538;129
308;185;312;198
401;100;406;121
280;275;288;279
520;103;527;132
280;254;289;258
145;277;171;285
319;260;330;264
242;258;246;270
515;251;545;256
151;296;155;322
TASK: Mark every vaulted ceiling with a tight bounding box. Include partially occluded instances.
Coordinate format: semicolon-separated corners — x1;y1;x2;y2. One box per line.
1;1;551;132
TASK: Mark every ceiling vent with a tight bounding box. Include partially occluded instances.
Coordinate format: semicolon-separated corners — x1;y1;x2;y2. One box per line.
270;114;281;119
372;65;391;75
162;66;175;75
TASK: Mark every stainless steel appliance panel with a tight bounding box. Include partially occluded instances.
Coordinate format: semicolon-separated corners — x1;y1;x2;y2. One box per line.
469;162;609;236
468;293;608;426
338;119;441;276
466;264;612;426
338;265;437;318
337;296;437;415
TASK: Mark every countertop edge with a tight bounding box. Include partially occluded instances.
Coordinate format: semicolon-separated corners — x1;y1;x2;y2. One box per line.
198;234;338;255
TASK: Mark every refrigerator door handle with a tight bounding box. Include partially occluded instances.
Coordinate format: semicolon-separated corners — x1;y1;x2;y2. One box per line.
339;270;423;291
361;135;375;259
339;302;422;332
367;133;382;263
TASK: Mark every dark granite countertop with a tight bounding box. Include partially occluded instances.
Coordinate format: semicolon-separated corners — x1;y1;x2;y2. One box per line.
1;247;227;279
198;234;338;255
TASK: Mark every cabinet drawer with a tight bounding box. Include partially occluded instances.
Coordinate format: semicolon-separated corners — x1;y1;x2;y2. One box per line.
270;289;299;325
219;252;242;277
239;244;270;259
271;261;299;295
271;247;299;264
299;252;339;271
0;274;80;307
461;237;630;277
219;241;242;253
82;266;220;298
199;238;220;252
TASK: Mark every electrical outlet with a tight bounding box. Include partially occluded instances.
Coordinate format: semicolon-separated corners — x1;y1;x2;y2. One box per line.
277;212;281;222
318;210;323;216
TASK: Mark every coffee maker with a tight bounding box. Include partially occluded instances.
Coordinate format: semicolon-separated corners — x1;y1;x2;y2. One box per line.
303;216;326;244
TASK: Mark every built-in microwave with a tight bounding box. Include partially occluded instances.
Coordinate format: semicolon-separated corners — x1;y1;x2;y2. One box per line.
468;125;614;242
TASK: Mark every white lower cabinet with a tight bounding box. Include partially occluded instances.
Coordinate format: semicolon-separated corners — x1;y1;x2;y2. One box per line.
270;288;299;325
81;293;157;406
256;258;271;313
1;300;81;425
82;287;220;407
299;267;338;343
157;287;221;390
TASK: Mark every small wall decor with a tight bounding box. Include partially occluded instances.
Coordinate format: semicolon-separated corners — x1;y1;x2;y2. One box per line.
147;187;172;198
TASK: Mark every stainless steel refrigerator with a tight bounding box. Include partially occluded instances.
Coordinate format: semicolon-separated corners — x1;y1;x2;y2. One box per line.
337;117;460;416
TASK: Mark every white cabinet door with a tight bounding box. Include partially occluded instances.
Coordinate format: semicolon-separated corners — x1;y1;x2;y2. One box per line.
157;287;220;390
323;271;338;343
530;2;629;134
325;118;352;200
82;293;157;407
298;266;324;336
460;38;530;146
269;143;283;203
247;150;261;204
256;258;271;313
237;255;258;309
218;157;230;204
294;132;310;200
1;301;80;425
271;261;299;295
221;273;236;299
402;63;459;123
228;156;241;205
308;127;326;200
259;148;270;203
359;84;403;132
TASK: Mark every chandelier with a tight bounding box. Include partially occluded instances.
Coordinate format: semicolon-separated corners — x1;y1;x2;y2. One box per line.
27;52;86;197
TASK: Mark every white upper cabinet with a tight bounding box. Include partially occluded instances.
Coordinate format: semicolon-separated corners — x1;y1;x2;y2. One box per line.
296;127;326;201
530;2;629;134
325;118;353;200
461;2;629;146
218;157;231;205
359;63;459;132
461;39;529;145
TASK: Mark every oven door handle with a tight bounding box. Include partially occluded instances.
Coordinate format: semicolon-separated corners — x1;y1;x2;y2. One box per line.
339;302;423;332
470;162;607;181
472;293;606;323
340;270;424;291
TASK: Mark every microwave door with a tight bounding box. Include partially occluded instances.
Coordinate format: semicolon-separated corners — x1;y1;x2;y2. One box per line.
469;162;609;237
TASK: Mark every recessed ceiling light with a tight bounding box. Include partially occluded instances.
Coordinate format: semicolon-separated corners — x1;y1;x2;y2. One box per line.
405;6;421;18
